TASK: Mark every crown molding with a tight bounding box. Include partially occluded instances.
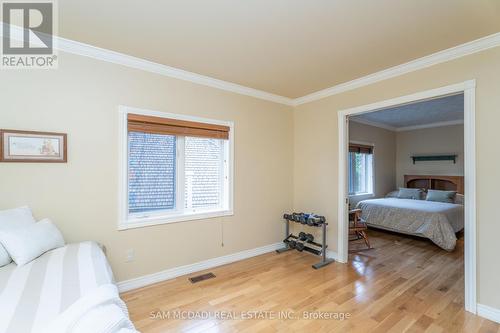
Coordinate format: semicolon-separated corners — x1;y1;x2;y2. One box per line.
0;22;294;106
350;117;464;132
292;32;500;106
349;118;397;131
2;22;499;107
57;37;295;106
397;119;464;132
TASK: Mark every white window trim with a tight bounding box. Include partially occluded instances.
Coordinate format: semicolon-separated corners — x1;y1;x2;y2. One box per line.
347;140;375;198
118;105;234;230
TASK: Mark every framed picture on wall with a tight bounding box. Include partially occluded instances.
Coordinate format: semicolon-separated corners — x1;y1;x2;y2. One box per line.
0;129;67;163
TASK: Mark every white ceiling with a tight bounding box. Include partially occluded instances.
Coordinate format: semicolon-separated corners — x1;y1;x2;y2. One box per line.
350;94;464;130
57;1;500;98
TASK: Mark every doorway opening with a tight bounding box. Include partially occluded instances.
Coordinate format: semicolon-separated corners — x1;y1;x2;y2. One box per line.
337;80;476;314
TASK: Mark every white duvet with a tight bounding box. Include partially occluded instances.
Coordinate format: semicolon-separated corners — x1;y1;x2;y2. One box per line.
357;198;464;250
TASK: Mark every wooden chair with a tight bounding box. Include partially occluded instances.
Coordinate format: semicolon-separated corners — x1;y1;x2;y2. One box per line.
349;209;371;249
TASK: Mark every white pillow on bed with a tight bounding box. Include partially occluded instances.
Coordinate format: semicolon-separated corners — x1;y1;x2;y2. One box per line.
397;188;423;200
0;218;65;266
0;206;36;267
385;190;399;198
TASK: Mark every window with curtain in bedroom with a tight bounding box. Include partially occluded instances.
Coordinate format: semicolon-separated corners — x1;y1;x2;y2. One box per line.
348;143;374;196
121;111;233;229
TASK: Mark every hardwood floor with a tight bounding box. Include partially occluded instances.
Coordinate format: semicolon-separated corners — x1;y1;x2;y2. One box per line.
122;230;499;332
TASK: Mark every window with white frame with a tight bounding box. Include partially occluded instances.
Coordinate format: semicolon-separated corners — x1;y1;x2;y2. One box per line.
119;108;233;229
348;143;374;196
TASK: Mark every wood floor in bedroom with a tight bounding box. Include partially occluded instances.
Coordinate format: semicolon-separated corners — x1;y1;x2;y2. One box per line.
122;230;499;333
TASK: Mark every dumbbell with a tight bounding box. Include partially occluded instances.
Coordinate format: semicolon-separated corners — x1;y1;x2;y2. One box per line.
307;215;326;226
283;213;291;220
287;240;297;249
306;218;316;226
298;232;314;242
303;246;321;256
292;212;306;224
295;241;321;255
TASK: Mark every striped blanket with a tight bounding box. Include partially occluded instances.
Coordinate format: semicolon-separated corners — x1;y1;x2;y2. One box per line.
0;241;116;333
47;284;137;333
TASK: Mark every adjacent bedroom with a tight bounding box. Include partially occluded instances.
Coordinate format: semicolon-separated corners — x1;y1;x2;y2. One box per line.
346;92;466;305
2;1;500;332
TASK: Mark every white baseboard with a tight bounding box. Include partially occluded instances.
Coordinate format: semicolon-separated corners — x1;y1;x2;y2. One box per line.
117;242;283;293
477;304;500;324
117;243;340;293
326;249;339;261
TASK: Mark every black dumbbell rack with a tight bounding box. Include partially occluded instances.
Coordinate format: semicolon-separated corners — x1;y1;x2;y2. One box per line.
276;213;335;269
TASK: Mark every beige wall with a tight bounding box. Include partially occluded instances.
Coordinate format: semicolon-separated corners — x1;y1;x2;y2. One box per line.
348;121;396;205
294;46;500;309
0;52;294;282
1;38;499;311
396;124;464;187
349;122;464;203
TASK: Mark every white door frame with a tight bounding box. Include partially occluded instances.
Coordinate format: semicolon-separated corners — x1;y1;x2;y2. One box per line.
337;80;477;314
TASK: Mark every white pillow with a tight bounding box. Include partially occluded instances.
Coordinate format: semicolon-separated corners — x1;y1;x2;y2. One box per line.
385;190;399;198
0;206;36;266
0;218;65;266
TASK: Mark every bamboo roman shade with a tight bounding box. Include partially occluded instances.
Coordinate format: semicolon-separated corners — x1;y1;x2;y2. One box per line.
128;114;230;140
349;143;373;154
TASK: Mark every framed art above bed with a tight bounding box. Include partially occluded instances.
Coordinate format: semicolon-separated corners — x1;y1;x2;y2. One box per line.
404;175;464;194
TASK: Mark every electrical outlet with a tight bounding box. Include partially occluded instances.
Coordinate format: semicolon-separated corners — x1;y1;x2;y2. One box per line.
126;249;135;263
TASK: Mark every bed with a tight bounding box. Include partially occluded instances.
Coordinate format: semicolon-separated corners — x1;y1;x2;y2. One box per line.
356;175;464;251
0;241;137;333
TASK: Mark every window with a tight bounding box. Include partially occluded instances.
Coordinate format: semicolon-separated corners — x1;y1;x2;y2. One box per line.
184;137;224;210
119;108;233;229
128;132;176;213
348;143;374;196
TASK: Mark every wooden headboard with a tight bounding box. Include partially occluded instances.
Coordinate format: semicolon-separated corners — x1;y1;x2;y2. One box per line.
404;175;464;194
